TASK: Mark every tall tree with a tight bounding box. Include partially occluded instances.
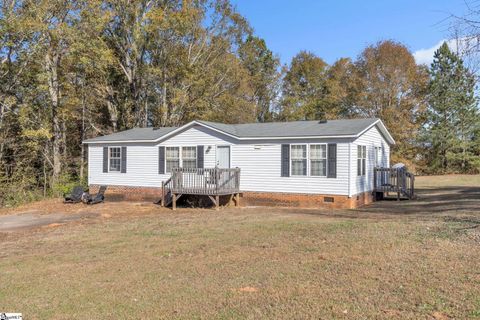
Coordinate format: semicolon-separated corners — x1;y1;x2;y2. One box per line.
280;51;329;120
422;42;480;173
353;40;429;166
238;35;281;122
324;57;358;118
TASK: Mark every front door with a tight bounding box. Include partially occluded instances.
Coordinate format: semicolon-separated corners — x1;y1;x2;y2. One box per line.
216;146;230;168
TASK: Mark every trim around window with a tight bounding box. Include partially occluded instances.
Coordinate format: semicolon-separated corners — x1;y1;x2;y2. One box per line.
289;144;328;177
357;145;367;176
108;146;121;172
310;144;327;177
165;146;198;173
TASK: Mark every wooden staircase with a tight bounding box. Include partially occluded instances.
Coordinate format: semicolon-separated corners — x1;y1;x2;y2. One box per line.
155;177;173;207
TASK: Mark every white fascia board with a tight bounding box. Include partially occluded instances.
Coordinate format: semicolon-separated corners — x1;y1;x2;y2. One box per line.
83;134;359;144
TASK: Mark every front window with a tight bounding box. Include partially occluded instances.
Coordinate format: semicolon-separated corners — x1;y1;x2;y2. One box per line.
182;146;197;169
166;147;180;172
291;144;307;176
310;144;327;176
357;145;366;176
109;147;121;172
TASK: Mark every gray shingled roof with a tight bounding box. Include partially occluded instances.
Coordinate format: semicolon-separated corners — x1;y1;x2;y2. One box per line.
83;118;382;143
83;127;176;143
197;118;378;138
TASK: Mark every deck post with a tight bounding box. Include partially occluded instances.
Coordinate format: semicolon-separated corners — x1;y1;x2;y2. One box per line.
215;195;219;211
172;193;177;210
411;175;415;199
235;193;240;207
396;169;400;201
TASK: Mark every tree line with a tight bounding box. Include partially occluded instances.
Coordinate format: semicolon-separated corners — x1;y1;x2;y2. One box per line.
0;0;479;206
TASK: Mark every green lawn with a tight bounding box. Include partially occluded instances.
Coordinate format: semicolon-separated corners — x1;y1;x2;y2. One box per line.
0;175;479;319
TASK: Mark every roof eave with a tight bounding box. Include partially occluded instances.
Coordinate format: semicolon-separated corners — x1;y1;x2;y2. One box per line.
83;134;360;144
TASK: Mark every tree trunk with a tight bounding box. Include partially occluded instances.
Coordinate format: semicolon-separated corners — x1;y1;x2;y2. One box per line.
80;90;86;180
106;85;118;132
161;70;168;126
45;50;62;185
0;102;5;165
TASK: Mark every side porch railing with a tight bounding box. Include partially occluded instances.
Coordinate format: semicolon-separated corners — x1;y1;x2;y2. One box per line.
373;167;415;200
160;167;241;210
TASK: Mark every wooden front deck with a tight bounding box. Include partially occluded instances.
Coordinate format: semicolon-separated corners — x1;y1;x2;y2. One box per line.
160;168;241;210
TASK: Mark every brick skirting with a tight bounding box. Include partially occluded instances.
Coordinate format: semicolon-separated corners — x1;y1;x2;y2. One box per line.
241;191;373;209
89;184;162;202
89;184;373;209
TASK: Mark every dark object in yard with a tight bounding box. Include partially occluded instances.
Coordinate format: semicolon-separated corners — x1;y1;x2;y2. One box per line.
83;185;107;205
64;186;85;203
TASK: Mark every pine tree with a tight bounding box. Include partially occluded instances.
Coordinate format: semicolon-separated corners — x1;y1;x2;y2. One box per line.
423;42;480;173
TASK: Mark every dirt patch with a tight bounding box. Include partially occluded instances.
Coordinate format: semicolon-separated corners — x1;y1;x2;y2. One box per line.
0;211;99;232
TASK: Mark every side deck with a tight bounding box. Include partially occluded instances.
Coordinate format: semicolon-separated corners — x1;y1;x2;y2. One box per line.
374;167;415;200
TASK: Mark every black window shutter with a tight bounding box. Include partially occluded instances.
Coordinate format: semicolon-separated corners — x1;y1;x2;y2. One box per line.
121;146;127;173
327;143;337;178
103;147;108;173
197;145;204;169
158;146;165;174
281;144;290;177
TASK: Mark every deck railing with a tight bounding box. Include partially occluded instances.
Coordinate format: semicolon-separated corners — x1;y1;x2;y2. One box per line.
373;167;415;200
169;167;240;196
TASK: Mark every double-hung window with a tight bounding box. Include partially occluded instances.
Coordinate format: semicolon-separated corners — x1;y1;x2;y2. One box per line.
310;144;327;176
165;146;198;172
182;146;197;169
166;147;180;173
109;147;121;172
357;145;366;176
291;144;307;176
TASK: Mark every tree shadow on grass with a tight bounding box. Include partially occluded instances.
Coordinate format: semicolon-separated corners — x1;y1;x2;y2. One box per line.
278;186;480;222
355;186;480;217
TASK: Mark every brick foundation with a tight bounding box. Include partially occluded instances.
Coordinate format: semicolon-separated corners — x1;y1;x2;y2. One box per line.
89;184;162;202
89;184;374;209
241;191;373;209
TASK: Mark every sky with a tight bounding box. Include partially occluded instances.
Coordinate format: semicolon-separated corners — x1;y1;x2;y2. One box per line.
230;0;470;66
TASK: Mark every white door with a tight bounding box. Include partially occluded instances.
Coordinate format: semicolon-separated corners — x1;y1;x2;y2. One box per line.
216;146;230;168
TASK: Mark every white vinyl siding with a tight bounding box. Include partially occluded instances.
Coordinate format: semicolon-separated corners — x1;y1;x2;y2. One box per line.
350;125;391;196
88;125;234;188
233;140;350;195
88;123;392;197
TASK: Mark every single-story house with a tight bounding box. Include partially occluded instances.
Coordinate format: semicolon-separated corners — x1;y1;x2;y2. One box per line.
83;118;394;209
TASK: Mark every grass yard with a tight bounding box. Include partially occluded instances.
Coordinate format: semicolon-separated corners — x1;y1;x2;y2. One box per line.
0;175;479;319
